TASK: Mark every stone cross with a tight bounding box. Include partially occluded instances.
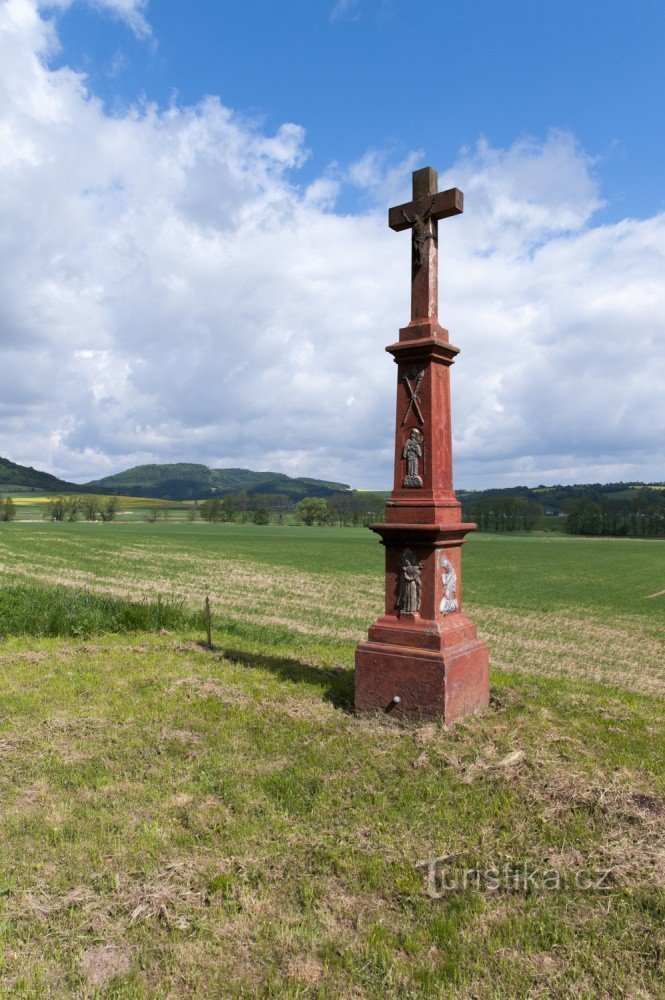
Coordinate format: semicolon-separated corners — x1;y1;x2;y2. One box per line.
355;164;489;723
388;166;463;323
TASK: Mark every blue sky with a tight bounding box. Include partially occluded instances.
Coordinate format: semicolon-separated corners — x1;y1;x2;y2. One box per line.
0;0;663;489
51;0;665;223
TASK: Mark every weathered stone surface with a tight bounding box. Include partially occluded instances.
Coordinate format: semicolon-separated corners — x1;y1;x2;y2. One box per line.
355;165;490;722
355;638;489;722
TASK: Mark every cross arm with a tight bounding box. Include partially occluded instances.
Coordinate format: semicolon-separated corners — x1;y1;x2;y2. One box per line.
388;187;464;231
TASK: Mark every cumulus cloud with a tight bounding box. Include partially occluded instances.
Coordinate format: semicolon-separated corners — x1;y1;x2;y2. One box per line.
0;0;663;488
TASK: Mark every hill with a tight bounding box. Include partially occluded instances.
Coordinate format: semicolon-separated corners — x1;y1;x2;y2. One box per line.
85;463;350;502
0;456;84;494
458;480;665;515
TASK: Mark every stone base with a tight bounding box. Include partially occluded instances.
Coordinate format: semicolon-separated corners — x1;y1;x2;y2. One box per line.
355;633;489;723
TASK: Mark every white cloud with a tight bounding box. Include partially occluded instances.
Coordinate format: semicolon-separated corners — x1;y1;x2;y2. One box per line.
40;0;152;39
0;0;663;488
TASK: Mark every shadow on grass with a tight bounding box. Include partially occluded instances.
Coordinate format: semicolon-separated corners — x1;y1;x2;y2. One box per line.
212;645;356;712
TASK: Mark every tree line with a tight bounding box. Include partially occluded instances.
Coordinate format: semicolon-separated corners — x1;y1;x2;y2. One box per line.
463;487;665;536
199;491;288;525
562;489;665;537
463;494;544;532
43;496;121;521
199;491;386;526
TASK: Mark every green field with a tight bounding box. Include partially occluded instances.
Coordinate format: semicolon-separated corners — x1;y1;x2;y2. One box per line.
0;523;663;997
6;494;193;523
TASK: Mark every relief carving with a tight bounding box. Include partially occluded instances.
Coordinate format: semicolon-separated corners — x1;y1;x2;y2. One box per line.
439;553;459;615
402;366;425;426
402;428;424;488
397;549;421;614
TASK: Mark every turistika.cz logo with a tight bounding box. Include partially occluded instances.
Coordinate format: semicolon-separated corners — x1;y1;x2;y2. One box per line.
416;856;614;896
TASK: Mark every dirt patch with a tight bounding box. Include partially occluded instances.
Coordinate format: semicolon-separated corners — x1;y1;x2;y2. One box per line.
12;863;208;935
81;943;132;987
125;862;206;931
286;956;325;986
268;698;337;722
161;727;201;745
168;676;251;705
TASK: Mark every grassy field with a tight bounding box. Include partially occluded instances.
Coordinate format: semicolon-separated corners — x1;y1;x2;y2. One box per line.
0;522;663;997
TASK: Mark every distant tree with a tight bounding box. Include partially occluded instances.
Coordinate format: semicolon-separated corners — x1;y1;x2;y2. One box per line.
313;500;332;526
44;497;66;521
273;494;289;525
221;494;240;522
58;496;75;521
525;500;544;531
1;497;16;522
82;496;100;521
250;493;271;525
237;491;249;523
100;496;120;522
253;504;270;525
350;492;364;526
295;498;329;526
563;496;602;535
186;506;199;522
603;498;627;536
328;492;353;526
359;493;386;526
200;497;223;522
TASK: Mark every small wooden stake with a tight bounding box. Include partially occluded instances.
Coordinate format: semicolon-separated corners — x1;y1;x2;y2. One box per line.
204;594;212;649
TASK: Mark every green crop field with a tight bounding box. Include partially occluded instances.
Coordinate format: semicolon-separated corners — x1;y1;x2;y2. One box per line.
0;522;663;997
6;494;193;523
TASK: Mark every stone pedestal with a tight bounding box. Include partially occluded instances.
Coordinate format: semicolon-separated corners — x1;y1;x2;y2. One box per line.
354;168;489;721
354;524;490;722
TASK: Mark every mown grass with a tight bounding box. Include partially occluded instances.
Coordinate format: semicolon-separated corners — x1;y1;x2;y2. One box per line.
0;522;663;997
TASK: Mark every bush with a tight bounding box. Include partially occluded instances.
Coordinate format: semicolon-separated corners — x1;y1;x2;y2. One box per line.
253;505;270;525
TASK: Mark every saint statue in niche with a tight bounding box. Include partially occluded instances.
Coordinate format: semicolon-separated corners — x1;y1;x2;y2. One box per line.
402;428;424;487
439;553;459;615
397;549;421;614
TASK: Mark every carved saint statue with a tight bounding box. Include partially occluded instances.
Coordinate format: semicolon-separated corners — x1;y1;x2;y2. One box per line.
439;553;459;615
402;428;424;488
397;549;421;614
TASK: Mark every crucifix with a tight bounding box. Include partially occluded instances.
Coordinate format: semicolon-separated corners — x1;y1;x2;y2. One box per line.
355;164;489;723
388;166;463;323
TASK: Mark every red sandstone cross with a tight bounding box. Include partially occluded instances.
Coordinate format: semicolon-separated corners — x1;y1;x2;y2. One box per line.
388;166;463;323
355;163;489;723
